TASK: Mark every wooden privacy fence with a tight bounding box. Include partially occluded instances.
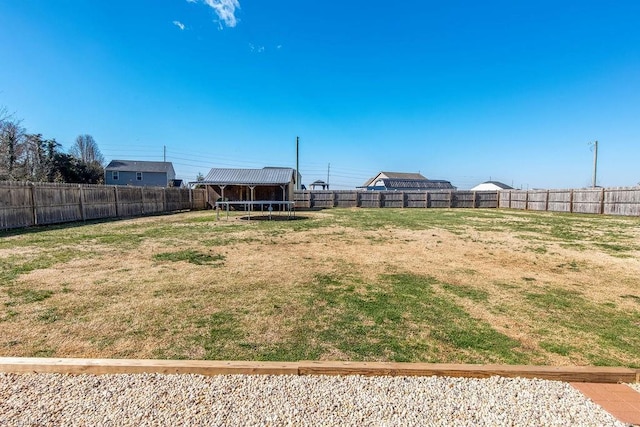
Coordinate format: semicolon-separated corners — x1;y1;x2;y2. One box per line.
499;187;640;216
294;190;499;209
0;181;207;230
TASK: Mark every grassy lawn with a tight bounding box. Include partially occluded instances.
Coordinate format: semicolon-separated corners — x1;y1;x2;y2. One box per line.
1;208;639;367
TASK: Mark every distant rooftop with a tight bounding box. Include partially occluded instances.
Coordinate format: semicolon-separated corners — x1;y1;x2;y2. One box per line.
105;160;174;174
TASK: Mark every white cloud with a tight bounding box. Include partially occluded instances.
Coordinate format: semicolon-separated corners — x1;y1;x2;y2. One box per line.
203;0;240;28
186;0;197;3
173;20;186;30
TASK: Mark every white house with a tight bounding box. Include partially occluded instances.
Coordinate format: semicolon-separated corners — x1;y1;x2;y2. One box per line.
470;181;513;191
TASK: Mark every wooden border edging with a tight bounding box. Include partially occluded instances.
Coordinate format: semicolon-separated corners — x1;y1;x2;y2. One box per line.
0;358;298;376
298;361;638;383
0;358;637;383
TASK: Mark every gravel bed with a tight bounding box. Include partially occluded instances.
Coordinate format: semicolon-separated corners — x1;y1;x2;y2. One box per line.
0;373;629;426
629;383;640;393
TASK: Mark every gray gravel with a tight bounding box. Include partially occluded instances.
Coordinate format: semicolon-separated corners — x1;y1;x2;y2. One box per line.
0;373;629;426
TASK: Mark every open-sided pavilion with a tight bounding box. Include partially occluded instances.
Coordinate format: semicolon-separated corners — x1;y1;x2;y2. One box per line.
197;167;299;208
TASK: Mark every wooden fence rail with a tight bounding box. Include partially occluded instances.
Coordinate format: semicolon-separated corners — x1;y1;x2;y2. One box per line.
0;181;207;231
294;190;499;209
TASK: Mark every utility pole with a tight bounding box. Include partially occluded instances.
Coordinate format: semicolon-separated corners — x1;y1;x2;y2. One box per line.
327;163;330;190
163;145;166;163
296;136;300;190
590;140;598;188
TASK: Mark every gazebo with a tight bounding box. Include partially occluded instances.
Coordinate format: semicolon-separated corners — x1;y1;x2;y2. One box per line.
310;180;329;190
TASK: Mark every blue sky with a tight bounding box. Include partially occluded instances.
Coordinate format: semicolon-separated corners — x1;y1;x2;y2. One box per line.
1;1;639;189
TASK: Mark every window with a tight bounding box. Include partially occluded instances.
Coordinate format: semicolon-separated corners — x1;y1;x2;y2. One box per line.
136;172;143;181
112;171;119;180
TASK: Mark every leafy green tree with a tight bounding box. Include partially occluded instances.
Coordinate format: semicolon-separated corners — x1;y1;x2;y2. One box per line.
51;153;104;184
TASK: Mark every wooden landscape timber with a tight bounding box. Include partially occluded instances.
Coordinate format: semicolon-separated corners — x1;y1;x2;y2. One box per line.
0;358;637;383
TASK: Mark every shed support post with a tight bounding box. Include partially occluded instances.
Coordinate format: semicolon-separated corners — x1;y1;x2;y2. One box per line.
281;185;286;210
249;186;255;214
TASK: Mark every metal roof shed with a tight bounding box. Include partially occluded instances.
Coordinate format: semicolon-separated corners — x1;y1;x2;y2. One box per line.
199;167;298;206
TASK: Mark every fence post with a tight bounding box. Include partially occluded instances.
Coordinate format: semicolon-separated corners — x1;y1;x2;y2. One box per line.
140;187;145;215
508;191;512;209
545;190;550;212
113;186;119;218
163;188;167;213
472;191;477;208
402;192;406;208
449;191;453;208
525;191;529;210
78;184;86;221
29;182;38;226
600;187;606;215
378;192;383;208
569;189;574;213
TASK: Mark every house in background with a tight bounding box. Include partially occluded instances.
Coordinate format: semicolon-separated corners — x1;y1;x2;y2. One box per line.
470;181;513;191
104;160;176;187
358;171;456;191
197;167;299;205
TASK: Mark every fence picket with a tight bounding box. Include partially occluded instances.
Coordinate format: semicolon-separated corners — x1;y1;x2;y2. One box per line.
0;182;207;230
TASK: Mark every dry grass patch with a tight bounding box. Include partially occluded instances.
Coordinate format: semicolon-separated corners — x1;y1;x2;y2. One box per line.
1;208;639;367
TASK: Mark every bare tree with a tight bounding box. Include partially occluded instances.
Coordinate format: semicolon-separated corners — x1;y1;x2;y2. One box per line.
0;105;10;124
0;119;26;180
23;133;56;181
70;134;105;166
